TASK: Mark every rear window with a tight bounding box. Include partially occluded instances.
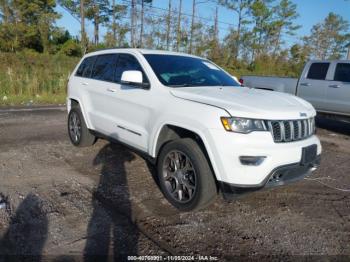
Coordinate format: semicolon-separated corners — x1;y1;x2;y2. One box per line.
307;63;330;80
91;54;118;82
76;56;96;78
334;63;350;82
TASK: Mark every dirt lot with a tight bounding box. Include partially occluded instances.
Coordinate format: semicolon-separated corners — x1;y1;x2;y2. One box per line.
0;107;349;261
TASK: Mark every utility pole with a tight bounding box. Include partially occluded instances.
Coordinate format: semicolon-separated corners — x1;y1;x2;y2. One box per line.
112;0;117;45
131;0;136;48
166;0;172;50
140;0;145;48
211;6;220;60
189;0;196;54
176;0;182;51
214;6;218;41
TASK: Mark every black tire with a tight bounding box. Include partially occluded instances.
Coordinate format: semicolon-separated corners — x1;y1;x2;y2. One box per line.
157;138;217;211
68;107;96;147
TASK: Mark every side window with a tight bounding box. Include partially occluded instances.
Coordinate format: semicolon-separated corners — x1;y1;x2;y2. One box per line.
76;56;96;78
115;54;149;84
307;63;330;80
91;54;118;82
334;63;350;82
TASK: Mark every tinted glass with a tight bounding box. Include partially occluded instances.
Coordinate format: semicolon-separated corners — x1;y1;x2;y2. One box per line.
334;63;350;82
115;54;149;83
76;56;96;78
307;63;330;80
91;54;118;82
143;54;240;87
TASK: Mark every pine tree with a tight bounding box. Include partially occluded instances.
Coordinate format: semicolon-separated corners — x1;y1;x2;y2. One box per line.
86;0;110;45
219;0;252;60
303;12;350;59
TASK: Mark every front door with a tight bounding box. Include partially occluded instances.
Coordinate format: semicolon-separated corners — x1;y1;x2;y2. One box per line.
107;53;155;152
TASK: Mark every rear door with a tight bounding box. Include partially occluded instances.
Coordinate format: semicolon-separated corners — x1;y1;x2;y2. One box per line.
297;62;330;110
86;53;119;134
71;55;97;128
323;62;350;115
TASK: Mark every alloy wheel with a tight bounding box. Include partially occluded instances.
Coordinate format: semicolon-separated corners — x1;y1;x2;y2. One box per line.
69;111;82;144
162;150;197;203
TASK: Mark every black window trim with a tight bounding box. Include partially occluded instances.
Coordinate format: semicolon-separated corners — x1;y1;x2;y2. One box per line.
75;52;151;89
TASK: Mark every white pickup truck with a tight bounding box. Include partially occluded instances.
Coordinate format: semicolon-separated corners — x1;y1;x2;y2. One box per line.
67;49;321;211
241;60;350;119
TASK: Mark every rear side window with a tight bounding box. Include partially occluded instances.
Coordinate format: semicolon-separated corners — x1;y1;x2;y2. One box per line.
76;56;96;78
334;63;350;82
307;63;330;80
91;54;118;82
115;54;149;84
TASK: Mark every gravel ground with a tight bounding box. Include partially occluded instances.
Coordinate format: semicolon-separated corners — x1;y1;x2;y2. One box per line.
0;108;349;261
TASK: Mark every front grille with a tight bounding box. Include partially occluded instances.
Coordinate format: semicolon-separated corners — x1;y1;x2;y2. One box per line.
266;118;315;143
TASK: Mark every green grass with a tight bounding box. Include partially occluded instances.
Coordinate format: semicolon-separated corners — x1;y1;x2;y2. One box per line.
0;51;78;106
1;93;67;106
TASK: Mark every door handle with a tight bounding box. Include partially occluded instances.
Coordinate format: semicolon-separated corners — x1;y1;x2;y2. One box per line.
81;82;88;86
107;88;117;93
329;84;340;88
300;82;311;87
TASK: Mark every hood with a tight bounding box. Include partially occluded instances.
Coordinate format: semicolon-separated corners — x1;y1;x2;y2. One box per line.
170;86;315;120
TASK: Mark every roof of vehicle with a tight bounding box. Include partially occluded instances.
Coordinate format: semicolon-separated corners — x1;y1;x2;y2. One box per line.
83;48;201;59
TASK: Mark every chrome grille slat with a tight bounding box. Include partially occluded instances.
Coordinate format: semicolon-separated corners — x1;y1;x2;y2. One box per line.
303;120;307;137
297;120;302;140
280;121;285;141
266;118;315;143
290;121;295;141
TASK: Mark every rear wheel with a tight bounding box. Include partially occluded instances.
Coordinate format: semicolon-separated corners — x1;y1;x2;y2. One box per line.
68;107;96;147
157;138;217;211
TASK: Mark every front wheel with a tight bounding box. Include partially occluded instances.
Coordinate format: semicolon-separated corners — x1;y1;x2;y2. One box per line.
68;107;96;147
157;138;217;211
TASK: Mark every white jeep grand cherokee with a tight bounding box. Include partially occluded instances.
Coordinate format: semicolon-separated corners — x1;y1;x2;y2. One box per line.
67;49;322;211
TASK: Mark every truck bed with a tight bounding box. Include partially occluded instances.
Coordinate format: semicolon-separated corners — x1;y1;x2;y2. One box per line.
242;76;298;95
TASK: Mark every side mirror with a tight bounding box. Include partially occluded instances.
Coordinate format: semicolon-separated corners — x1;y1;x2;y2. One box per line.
121;70;149;88
231;75;243;86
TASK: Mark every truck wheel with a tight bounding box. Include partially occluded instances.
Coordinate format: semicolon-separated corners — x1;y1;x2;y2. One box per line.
68;107;96;147
157;138;217;211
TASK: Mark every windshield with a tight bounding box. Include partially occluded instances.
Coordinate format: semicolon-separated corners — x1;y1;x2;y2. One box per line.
143;54;240;87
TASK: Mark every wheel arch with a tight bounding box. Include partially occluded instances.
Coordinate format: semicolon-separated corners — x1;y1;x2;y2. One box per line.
153;124;220;184
67;97;92;129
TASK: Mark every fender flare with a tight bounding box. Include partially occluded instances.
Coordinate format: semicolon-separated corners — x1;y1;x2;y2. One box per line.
67;96;92;129
150;122;221;181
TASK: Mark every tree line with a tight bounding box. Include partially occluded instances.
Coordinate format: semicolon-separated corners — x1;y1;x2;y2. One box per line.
0;0;349;76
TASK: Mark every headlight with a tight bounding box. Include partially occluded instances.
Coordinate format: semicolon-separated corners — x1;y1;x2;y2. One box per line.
221;117;267;133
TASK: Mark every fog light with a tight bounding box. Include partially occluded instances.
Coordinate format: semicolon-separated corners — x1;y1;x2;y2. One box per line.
239;156;266;166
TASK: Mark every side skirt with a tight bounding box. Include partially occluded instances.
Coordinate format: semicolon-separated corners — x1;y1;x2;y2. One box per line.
89;129;157;165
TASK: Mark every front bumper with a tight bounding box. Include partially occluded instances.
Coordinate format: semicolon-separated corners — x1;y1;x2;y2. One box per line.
204;129;322;186
219;155;321;199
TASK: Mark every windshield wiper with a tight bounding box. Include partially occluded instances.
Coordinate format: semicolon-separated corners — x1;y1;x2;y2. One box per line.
167;84;192;87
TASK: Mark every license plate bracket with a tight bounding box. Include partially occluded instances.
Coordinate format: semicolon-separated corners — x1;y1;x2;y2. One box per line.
301;144;317;166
